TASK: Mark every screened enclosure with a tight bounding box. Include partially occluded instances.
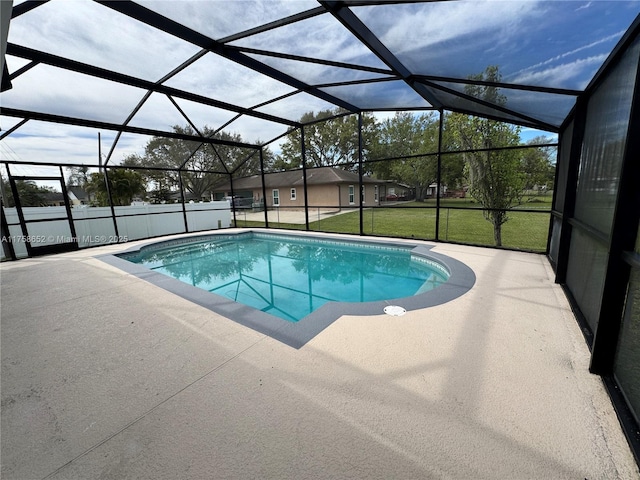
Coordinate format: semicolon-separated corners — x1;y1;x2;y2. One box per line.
1;0;640;465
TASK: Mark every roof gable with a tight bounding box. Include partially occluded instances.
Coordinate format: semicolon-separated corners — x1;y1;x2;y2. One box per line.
216;167;385;191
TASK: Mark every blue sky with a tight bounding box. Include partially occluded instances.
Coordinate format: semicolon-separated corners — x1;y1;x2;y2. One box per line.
1;0;637;167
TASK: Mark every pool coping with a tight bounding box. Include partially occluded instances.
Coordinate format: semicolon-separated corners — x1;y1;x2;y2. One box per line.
97;230;476;349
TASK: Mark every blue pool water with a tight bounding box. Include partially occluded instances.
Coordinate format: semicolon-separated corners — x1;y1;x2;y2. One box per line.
121;233;450;322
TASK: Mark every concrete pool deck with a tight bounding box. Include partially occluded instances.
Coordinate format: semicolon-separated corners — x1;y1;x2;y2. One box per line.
231;206;356;225
1;230;639;479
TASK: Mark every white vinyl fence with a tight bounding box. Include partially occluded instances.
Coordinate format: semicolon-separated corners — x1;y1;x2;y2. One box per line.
2;202;231;259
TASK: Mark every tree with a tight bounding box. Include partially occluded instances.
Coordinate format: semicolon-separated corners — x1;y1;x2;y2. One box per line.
120;154;173;203
521;136;556;192
85;169;145;206
135;125;273;200
141;126;220;200
371;111;440;200
1;178;54;207
440;115;467;189
66;165;90;188
448;66;526;247
274;109;377;171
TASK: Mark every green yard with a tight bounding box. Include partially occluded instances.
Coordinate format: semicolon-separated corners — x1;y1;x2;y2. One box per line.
235;196;553;252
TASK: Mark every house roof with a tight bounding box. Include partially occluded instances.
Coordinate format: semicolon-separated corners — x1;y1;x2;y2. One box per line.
67;186;89;199
168;190;201;201
216;167;385;192
42;192;65;203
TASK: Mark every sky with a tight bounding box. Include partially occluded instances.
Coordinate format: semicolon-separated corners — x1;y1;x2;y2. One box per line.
0;0;637;173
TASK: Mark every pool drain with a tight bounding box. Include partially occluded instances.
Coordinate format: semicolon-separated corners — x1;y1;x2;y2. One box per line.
384;305;406;316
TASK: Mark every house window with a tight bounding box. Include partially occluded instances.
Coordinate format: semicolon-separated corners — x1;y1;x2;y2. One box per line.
273;189;280;206
374;185;378;202
290;188;296;200
348;185;354;204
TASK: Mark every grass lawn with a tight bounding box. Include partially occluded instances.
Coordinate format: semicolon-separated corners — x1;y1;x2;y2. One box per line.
235;198;552;252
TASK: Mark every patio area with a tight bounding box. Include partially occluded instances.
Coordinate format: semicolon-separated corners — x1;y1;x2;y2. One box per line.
1;232;638;479
231;206;353;225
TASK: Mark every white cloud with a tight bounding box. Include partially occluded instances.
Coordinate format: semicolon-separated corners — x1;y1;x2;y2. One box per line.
9;0;200;81
230;10;385;70
520;128;557;143
256;90;336;122
357;1;544;56
0;122;131;165
3;0;636;168
512;54;607;89
164;52;295;110
510;31;624;81
575;2;593;12
2;64;149;124
138;0;317;41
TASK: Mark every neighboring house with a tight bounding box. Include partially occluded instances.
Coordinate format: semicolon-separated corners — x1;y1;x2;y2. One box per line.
425;183;447;198
168;191;204;203
43;187;93;206
213;167;389;209
67;186;91;205
383;182;414;201
42;192;65;207
445;187;467;198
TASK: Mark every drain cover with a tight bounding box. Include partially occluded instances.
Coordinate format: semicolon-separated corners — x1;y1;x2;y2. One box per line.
384;305;406;316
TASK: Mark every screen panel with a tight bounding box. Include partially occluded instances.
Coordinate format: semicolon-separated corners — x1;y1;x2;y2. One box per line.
565;228;608;334
573;36;640;237
614;267;640;425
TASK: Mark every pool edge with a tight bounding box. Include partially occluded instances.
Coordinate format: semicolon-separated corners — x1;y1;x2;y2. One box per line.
97;230;476;349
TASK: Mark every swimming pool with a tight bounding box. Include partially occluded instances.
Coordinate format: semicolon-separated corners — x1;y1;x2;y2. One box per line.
119;232;450;322
105;231;475;348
